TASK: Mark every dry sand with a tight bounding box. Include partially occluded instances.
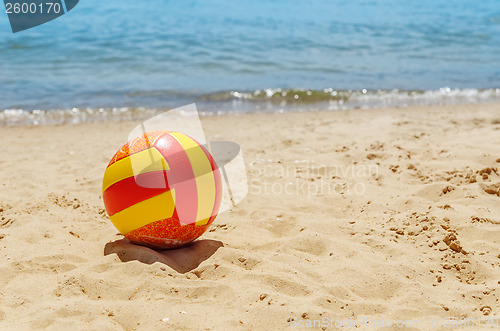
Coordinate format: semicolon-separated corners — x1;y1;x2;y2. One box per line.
0;103;499;330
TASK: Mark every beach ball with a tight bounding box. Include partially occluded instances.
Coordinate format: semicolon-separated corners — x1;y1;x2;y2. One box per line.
102;130;222;249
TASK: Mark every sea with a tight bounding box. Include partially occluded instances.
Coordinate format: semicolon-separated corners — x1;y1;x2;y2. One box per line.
0;0;499;125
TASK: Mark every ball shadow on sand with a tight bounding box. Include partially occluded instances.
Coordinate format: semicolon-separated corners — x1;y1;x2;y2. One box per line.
104;238;224;273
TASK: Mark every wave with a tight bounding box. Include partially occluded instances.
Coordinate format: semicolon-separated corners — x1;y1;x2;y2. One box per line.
199;87;500;106
1;87;499;126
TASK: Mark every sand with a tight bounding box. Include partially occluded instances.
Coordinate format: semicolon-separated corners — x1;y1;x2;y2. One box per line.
0;103;499;330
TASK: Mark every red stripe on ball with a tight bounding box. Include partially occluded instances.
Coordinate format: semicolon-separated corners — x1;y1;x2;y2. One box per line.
103;170;171;216
154;134;199;225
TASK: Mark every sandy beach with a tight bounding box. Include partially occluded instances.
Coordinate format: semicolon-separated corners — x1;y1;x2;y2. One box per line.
0;103;499;330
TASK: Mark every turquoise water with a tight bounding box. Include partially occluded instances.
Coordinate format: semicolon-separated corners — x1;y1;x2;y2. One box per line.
0;0;499;121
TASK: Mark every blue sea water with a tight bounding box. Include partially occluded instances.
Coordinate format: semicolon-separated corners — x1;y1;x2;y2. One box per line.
0;0;499;123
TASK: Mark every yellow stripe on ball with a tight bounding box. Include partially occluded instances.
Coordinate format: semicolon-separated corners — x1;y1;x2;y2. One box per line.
109;188;176;234
102;147;169;193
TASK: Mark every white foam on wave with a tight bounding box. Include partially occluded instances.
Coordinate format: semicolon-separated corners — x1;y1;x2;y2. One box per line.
1;88;499;126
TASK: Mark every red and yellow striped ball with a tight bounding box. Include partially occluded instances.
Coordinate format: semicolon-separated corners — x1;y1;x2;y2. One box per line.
102;130;222;249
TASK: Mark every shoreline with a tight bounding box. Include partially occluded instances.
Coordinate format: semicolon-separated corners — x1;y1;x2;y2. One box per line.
2;87;500;115
1;96;500;127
